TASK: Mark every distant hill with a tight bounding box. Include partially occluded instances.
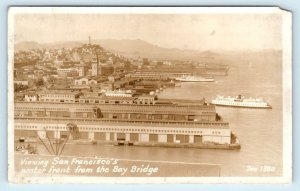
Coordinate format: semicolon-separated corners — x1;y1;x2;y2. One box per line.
15;41;83;51
15;39;220;61
94;39;199;60
14;39;282;64
15;41;45;51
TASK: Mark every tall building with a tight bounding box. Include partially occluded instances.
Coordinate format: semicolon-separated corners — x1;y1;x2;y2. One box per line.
91;61;98;76
143;58;149;65
91;55;98;76
76;66;84;77
98;62;102;75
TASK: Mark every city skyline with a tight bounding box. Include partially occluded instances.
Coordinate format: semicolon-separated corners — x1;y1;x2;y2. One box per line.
14;13;282;51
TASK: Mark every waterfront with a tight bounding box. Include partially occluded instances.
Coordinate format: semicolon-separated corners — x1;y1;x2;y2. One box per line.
9;8;293;184
158;54;283;176
31;54;283;177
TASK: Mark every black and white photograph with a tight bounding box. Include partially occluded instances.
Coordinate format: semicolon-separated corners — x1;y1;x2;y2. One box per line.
7;7;292;183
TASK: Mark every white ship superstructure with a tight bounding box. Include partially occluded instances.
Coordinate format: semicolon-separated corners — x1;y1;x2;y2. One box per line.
211;95;271;108
105;89;134;97
175;76;214;82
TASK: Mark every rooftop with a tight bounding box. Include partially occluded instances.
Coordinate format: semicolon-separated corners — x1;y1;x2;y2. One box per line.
15;117;229;129
15;101;216;114
38;90;80;95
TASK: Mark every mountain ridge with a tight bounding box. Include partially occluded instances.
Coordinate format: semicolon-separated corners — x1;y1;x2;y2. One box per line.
15;39;220;61
15;39;281;62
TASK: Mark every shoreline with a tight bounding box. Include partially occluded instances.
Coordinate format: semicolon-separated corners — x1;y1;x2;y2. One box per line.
210;103;272;109
17;138;241;151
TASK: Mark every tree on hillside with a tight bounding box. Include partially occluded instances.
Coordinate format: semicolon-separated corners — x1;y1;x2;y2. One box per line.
124;61;131;71
35;78;44;86
14;84;28;92
157;61;163;67
143;58;149;66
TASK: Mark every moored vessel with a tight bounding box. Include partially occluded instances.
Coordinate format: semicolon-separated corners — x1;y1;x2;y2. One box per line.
175;76;214;82
211;95;271;108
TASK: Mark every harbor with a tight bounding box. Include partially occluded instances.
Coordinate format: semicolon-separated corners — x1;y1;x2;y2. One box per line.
13;57;283;176
12;38;282;177
8;8;292;185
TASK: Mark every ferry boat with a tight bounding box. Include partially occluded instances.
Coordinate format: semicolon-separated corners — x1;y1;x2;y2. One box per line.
175;76;214;82
211;95;272;108
105;89;134;97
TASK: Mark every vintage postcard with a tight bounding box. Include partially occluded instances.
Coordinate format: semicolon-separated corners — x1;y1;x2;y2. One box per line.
8;7;292;183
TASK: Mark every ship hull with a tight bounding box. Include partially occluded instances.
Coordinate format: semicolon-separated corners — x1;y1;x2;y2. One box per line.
175;76;215;82
178;79;214;82
210;102;272;109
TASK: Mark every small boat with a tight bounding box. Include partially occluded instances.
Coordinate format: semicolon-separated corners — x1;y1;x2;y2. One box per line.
128;141;134;146
117;140;125;146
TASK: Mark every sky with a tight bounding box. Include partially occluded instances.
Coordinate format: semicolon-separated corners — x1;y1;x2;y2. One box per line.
13;13;282;51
